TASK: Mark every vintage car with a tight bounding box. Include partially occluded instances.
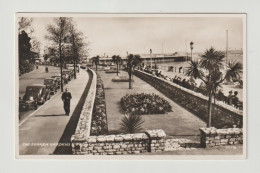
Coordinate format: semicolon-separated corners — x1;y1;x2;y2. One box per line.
44;78;58;95
63;69;74;81
51;75;61;88
80;64;87;69
19;84;50;111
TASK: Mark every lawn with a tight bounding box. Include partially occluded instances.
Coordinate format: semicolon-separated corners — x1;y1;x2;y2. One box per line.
98;70;206;136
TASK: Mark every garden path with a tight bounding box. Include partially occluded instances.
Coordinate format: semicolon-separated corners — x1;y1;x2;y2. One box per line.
99;70;206;136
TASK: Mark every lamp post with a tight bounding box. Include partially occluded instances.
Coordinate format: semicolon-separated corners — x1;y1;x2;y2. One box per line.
190;41;194;61
150;49;152;69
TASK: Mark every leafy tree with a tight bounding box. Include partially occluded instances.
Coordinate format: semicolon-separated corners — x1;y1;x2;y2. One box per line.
19;30;31;63
45;17;72;92
120;113;144;133
126;54;142;89
18;17;40;62
30;39;41;54
92;56;100;71
18;17;33;33
68;24;86;79
112;55;122;76
186;47;243;127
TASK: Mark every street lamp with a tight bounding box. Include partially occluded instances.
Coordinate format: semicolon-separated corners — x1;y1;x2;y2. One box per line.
150;49;152;69
190;41;194;61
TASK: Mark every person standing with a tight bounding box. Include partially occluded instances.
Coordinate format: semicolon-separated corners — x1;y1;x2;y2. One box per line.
227;90;233;105
62;88;72;115
232;91;239;108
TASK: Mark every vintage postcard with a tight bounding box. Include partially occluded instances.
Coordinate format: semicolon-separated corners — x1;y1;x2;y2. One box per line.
16;13;246;159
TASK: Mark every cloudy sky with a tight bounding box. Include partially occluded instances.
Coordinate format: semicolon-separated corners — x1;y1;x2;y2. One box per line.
29;15;243;58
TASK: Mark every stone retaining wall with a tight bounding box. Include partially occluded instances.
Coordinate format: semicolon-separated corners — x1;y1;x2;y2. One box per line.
200;127;243;148
134;70;243;128
71;129;166;155
73;68;97;140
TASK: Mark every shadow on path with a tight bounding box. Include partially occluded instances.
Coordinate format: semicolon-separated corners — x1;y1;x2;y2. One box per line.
53;70;93;155
35;114;66;117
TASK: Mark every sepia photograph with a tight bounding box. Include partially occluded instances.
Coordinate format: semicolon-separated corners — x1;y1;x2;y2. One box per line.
16;13;246;159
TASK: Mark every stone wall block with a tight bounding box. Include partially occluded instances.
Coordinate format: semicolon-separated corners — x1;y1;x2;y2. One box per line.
114;136;124;142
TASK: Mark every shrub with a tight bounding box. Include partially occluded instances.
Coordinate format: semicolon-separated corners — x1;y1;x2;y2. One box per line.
120;112;144;133
90;74;108;135
120;93;172;115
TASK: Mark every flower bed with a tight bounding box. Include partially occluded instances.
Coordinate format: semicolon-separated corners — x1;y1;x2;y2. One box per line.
120;93;172;115
112;76;134;82
90;74;108;135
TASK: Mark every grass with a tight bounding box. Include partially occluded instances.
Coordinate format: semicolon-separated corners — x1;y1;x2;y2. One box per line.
99;71;206;136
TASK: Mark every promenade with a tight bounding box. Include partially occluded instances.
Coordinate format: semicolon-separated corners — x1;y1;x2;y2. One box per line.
19;69;90;155
99;70;206;137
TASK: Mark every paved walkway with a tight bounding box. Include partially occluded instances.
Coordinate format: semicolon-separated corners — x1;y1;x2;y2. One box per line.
99;71;206;136
19;69;89;155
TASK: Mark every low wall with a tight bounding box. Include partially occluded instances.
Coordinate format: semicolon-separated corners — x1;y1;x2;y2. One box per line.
134;70;243;128
71;129;166;155
200;127;243;148
73;68;97;140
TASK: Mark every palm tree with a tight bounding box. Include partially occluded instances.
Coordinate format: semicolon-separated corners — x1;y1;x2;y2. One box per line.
126;54;142;89
112;55;122;76
186;47;243;127
92;56;100;71
225;60;243;82
120;113;144;133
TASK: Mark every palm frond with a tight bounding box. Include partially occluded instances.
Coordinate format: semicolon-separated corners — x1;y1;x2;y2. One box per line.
225;60;243;82
186;60;203;79
120;113;145;134
200;47;225;72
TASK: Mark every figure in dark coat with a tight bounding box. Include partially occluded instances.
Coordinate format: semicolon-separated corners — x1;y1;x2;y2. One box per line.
62;88;72;115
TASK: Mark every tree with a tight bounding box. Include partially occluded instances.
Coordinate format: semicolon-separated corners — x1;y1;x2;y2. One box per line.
126;54;142;89
45;17;72;92
68;24;86;79
18;17;33;33
112;55;122;76
92;56;100;71
30;39;41;54
19;30;31;64
186;47;243;127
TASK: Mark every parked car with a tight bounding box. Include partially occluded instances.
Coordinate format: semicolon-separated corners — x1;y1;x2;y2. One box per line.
19;84;50;112
44;78;58;95
80;64;87;69
63;69;74;81
51;75;61;88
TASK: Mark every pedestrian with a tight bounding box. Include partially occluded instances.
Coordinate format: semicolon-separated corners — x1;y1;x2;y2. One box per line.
232;91;239;108
62;88;72;115
179;66;183;73
227;90;233;105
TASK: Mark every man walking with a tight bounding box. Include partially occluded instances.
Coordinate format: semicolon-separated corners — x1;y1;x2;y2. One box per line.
62;88;72;115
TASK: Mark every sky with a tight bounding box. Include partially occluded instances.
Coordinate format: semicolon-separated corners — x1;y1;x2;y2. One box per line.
28;16;243;58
